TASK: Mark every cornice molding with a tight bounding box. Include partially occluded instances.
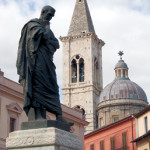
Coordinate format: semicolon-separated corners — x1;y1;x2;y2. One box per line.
60;33;105;46
97;100;148;111
63;112;89;126
0;84;23;101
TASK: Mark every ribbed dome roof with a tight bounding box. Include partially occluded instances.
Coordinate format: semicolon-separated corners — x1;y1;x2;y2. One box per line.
99;52;147;103
115;59;128;69
99;79;147;102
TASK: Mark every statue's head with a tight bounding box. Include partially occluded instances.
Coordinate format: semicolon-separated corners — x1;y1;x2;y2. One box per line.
40;5;55;21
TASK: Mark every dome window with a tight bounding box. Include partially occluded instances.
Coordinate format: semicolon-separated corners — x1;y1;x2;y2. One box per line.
112;115;119;123
99;117;103;128
119;70;121;77
123;69;126;78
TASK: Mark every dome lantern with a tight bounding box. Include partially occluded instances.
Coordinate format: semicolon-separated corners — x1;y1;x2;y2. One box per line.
114;51;129;80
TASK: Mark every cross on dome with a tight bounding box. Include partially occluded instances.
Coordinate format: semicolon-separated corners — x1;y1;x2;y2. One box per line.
118;51;124;59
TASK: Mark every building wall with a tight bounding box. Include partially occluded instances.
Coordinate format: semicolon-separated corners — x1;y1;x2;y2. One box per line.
137;111;150;137
133;107;150;150
84;117;137;150
0;94;27;138
137;137;150;150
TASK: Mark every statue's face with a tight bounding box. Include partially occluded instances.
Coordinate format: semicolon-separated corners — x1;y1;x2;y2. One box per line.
42;9;55;21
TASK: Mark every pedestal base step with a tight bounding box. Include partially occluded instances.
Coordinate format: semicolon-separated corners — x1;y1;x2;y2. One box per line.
21;120;70;132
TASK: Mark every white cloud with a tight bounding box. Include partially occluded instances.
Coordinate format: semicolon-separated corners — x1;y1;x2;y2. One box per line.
0;0;150;102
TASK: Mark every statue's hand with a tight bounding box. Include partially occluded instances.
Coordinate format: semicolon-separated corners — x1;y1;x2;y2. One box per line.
48;39;60;49
19;76;25;87
43;31;50;40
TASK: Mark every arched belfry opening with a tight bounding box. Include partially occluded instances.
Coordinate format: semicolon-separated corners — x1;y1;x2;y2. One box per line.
71;59;77;83
71;55;85;83
79;58;84;82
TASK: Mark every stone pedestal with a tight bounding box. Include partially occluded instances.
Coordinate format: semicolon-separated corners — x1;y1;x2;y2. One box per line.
21;120;70;132
6;127;82;150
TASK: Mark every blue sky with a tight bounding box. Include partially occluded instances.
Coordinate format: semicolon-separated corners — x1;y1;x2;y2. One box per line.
0;0;150;102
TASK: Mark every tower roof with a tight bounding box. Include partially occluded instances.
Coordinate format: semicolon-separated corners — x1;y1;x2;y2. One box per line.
68;0;95;36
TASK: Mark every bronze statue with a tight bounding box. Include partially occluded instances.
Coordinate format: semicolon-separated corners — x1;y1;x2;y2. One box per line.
16;5;73;126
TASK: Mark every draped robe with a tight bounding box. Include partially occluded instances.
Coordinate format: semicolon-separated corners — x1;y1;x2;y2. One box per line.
16;19;62;116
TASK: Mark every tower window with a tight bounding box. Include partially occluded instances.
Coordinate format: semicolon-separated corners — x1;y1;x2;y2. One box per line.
79;0;82;2
81;31;86;34
79;58;84;82
76;55;80;59
71;59;77;83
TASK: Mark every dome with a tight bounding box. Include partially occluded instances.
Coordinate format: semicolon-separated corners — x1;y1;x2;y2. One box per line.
115;59;128;69
97;52;148;128
99;79;147;102
99;51;147;103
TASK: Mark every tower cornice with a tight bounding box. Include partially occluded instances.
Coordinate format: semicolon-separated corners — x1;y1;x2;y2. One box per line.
59;33;105;46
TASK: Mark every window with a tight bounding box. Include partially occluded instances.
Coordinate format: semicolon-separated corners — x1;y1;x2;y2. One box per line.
119;70;121;77
10;118;16;132
123;70;126;77
115;70;117;77
100;140;104;150
144;116;148;133
90;144;94;150
79;58;84;82
110;136;115;150
94;58;99;87
71;59;77;83
6;103;22;135
71;56;84;83
122;132;127;150
112;115;119;123
99;118;103;128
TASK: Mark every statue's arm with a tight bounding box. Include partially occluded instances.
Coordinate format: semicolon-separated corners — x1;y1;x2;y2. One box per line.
47;39;60;49
42;31;60;49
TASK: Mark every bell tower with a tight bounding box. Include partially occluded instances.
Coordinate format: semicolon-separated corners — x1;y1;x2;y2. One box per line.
60;0;105;133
